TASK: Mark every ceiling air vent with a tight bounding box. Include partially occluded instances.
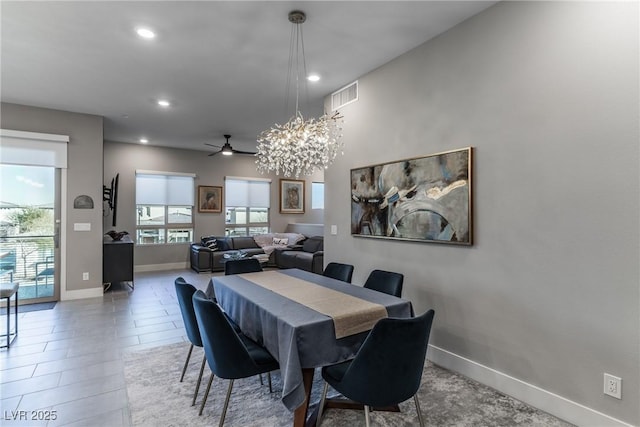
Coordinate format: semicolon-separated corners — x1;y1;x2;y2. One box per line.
331;80;358;111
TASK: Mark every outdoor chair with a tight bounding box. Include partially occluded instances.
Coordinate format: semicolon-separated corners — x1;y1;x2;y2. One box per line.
34;255;54;298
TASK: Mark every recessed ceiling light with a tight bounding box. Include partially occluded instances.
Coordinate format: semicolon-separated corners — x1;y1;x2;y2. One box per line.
307;74;321;82
139;138;148;144
136;27;156;39
157;99;171;107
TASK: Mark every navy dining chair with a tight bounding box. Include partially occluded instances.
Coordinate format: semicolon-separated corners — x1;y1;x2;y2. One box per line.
363;269;404;297
317;309;435;427
174;277;207;406
224;258;263;275
322;262;354;283
192;290;280;424
222;258;272;389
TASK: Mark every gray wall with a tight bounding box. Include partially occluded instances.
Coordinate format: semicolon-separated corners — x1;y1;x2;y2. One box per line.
1;102;104;293
323;2;638;424
103;141;323;267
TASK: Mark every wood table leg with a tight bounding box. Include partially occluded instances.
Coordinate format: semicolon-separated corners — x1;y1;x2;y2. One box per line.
293;368;315;427
292;368;400;427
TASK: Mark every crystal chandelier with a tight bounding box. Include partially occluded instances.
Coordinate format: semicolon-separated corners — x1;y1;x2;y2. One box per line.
256;11;344;179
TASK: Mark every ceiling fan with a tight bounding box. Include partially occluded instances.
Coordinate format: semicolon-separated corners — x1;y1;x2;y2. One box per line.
205;134;256;157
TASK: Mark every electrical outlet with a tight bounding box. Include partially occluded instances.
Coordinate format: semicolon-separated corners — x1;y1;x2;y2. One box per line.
82;272;89;281
604;373;622;399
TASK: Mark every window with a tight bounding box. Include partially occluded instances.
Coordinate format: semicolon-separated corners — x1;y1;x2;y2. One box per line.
135;171;195;244
225;177;271;236
312;182;324;209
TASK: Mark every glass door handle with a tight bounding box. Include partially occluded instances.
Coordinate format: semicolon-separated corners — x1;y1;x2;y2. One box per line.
54;220;60;249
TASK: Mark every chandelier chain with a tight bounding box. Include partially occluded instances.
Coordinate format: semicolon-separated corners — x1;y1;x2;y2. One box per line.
256;10;344;179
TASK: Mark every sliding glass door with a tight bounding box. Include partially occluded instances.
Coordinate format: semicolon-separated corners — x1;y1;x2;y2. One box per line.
0;164;60;303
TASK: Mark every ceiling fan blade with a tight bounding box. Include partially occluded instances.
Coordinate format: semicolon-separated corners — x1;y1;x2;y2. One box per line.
208;150;221;157
233;150;257;155
204;143;222;148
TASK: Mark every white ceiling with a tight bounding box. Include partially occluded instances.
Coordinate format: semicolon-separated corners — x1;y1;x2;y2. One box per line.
1;1;496;154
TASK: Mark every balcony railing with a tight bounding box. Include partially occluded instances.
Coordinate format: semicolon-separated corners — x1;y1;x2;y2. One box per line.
0;235;55;299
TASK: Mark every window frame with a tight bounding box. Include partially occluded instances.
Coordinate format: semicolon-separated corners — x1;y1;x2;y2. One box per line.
136;205;194;245
135;171;195;245
224;177;271;237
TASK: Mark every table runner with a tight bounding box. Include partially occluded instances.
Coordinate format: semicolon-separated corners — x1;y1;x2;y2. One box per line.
239;270;388;339
213;269;413;411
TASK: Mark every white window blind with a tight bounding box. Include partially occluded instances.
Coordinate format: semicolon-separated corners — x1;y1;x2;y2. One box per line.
225;177;270;208
135;171;194;205
0;129;69;168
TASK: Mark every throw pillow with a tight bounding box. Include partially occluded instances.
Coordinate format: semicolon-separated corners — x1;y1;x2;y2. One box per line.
201;235;216;245
202;237;218;251
273;237;289;246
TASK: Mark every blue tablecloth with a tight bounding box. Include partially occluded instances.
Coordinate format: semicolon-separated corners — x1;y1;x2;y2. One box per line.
212;268;413;411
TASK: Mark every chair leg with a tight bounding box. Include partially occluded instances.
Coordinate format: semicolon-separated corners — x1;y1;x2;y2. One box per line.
414;394;425;427
364;405;371;427
5;296;9;348
14;290;17;344
180;344;194;382
2;291;18;349
317;381;329;425
258;373;273;392
198;373;215;416
219;379;234;427
192;355;207;406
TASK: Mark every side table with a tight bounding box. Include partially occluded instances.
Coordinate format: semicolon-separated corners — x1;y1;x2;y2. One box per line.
103;237;134;292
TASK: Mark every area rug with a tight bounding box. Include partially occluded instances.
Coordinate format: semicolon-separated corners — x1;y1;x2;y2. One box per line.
19;301;57;313
1;301;56;315
123;343;572;427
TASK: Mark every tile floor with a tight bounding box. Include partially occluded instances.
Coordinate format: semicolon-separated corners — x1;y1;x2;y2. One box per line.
1;269;213;427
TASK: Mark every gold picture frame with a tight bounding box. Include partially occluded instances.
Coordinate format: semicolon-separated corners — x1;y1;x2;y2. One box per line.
280;179;305;214
198;185;222;213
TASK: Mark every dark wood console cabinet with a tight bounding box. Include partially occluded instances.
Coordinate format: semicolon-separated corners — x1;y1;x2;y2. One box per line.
103;237;134;291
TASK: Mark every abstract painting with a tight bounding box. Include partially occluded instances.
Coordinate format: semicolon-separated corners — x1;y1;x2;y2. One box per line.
351;147;472;245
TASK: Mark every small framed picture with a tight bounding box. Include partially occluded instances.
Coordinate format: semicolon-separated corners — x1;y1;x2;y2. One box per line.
198;185;222;213
280;179;305;214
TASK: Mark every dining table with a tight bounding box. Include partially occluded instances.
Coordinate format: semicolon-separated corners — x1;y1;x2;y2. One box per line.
210;268;413;427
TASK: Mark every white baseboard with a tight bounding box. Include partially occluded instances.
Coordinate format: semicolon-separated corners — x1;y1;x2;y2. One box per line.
59;262;187;300
427;345;633;427
60;286;103;301
134;262;188;273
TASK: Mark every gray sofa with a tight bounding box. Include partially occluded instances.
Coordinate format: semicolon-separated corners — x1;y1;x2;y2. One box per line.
273;236;324;274
190;236;274;273
190;233;309;273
